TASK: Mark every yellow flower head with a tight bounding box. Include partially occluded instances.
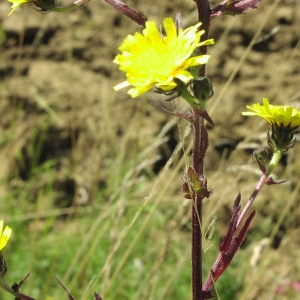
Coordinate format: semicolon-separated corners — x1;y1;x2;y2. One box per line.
242;98;300;128
113;18;214;98
7;0;34;15
0;221;12;251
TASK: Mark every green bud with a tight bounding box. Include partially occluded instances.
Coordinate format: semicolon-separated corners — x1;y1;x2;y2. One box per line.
253;148;269;167
191;77;214;109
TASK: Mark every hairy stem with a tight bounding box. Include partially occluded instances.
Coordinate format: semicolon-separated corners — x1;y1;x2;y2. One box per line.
191;113;202;300
191;1;211;299
191;113;209;300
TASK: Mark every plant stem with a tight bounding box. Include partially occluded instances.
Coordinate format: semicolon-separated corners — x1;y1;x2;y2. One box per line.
191;201;202;300
191;1;211;299
237;149;282;227
266;149;282;177
194;0;211;57
191;113;202;300
191;114;208;300
237;173;266;228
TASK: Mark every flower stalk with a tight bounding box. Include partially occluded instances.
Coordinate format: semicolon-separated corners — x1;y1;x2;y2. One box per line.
191;1;211;299
191;113;206;300
266;150;282;177
194;0;211;60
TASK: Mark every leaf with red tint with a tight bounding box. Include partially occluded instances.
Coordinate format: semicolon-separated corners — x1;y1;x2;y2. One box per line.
211;0;264;19
202;210;256;298
219;204;240;252
105;0;147;26
266;177;288;185
94;292;103;300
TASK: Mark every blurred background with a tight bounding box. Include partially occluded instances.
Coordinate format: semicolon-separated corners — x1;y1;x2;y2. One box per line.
0;0;300;299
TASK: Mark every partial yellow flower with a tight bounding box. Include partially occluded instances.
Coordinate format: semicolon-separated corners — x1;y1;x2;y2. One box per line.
0;221;12;251
242;98;300;128
7;0;34;16
113;18;214;98
7;0;88;15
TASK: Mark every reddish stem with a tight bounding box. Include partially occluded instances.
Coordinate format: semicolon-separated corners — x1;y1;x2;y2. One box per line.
191;113;209;300
191;200;202;300
15;293;36;300
237;173;267;227
202;174;267;297
191;1;211;299
194;0;211;58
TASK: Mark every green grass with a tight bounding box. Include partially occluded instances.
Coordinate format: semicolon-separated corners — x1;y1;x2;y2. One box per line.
1;198;245;300
0;107;246;299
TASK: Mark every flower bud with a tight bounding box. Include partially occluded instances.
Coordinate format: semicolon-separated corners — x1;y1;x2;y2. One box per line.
191;77;214;106
253;148;269;167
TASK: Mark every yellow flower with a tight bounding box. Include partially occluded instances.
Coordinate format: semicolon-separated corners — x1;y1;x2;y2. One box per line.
7;0;87;15
0;221;12;251
7;0;34;16
242;98;300;128
113;18;214;98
